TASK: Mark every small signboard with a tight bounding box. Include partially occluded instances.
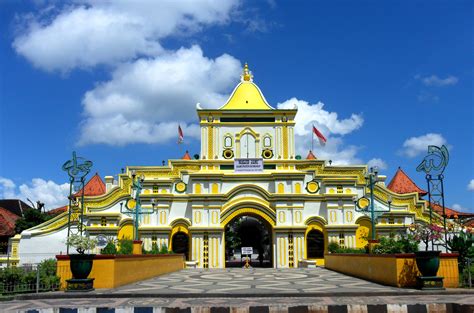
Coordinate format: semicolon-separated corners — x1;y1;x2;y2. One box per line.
241;247;253;255
234;158;263;173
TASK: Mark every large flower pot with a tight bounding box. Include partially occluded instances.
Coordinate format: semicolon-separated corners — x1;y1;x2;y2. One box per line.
69;254;95;279
415;250;441;277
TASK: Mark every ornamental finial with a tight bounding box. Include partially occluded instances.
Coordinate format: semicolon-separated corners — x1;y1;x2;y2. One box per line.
241;63;253;82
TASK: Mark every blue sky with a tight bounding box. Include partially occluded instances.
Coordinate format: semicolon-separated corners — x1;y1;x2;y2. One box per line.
0;0;473;211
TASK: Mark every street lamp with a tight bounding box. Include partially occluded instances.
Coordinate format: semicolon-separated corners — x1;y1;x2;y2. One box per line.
353;166;385;241
120;170;153;241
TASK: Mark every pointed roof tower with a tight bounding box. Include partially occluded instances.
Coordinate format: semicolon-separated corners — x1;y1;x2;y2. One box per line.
306;150;317;160
182;150;192;160
387;167;427;196
74;173;106;197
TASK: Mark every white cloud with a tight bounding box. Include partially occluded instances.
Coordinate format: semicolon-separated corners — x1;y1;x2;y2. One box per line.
401;133;447;158
468;179;474;191
79;45;241;145
416;75;459;87
278;98;363;137
452;203;472;213
367;158;388;170
277;98;364;165
0;177;69;210
0;177;17;199
13;0;239;72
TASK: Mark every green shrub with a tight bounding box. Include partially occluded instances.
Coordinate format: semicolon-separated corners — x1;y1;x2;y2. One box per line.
101;242;117;255
372;235;419;254
38;259;57;277
151;242;160;254
159;244;169;254
327;242;365;254
0;267;24;286
118;238;133;255
448;231;474;274
328;242;340;253
0;259;60;294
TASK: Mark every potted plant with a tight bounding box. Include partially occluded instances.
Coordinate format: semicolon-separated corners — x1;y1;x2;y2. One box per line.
409;223;444;277
65;234;98;280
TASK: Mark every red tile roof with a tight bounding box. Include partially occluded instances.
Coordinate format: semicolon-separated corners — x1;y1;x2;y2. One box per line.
429;202;474;219
387;167;427;196
182;150;192;160
47;205;68;215
0;207;20;237
464;219;474;228
74;173;106;197
306;150;317;160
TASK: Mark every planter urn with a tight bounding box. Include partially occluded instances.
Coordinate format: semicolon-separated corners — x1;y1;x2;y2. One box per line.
69;254;95;279
415;250;441;276
66;254;95;292
415;250;444;290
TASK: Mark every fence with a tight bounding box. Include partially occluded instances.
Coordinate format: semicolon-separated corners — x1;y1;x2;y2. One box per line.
460;258;473;288
0;261;61;295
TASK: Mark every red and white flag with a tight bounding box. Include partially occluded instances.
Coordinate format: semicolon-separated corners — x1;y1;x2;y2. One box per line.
312;125;327;146
178;125;184;144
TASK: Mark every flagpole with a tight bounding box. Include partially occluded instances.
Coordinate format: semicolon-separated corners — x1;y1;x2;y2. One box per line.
311;126;314;152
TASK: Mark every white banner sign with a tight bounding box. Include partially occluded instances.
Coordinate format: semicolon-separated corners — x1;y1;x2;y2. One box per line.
241;247;253;255
234;158;263;173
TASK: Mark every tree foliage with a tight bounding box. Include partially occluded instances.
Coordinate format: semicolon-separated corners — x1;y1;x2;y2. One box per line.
14;208;51;234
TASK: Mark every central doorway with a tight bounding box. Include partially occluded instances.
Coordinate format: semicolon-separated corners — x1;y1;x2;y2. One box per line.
224;215;273;267
171;231;189;260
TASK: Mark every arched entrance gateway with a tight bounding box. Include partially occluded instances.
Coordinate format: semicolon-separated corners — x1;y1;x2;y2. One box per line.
224;214;273;267
171;232;189;260
221;203;276;268
170;221;191;261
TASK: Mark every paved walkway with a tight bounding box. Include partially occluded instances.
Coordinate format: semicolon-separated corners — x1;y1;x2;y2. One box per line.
2;268;474;312
109;268;404;295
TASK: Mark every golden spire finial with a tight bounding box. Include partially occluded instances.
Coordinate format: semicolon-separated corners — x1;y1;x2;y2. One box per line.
241;62;253;82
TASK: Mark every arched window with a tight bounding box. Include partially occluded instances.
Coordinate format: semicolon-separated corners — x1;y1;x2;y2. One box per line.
263;136;271;147
224;136;233;148
306;229;324;258
240;133;256;158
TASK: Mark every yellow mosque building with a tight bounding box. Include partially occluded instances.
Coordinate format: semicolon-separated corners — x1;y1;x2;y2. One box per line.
14;64;432;268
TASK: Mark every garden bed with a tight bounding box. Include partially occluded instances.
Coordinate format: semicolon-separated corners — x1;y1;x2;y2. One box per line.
325;253;459;288
56;253;185;289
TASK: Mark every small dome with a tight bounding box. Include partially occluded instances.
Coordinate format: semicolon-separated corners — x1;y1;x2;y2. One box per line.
219;64;274;110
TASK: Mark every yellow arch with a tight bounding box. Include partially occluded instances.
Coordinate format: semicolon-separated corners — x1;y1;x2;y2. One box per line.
355;216;372;248
221;207;276;227
118;218;134;239
170;217;192;228
221;195;272;214
169;223;190;250
304;215;328;226
224;184;272;200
